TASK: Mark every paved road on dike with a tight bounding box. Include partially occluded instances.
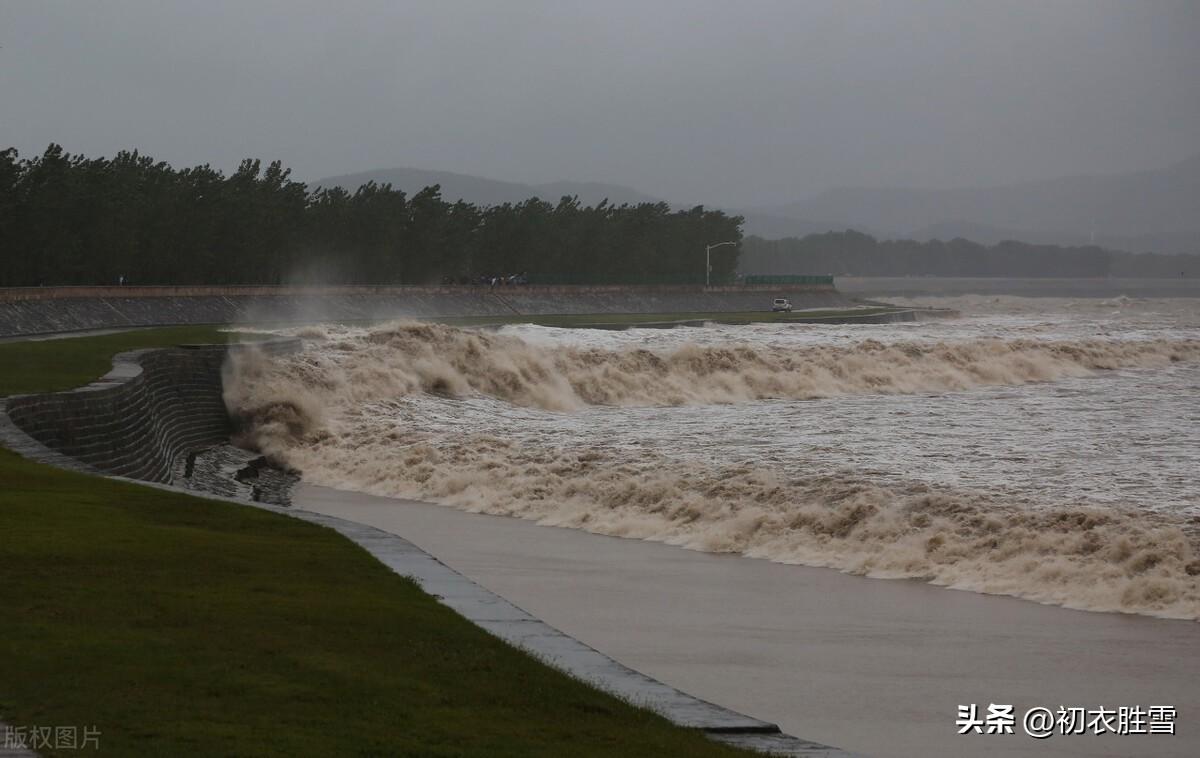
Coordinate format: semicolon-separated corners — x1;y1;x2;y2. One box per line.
297;484;1200;758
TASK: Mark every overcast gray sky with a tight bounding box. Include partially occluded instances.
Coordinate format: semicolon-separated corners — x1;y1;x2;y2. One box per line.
2;0;1197;207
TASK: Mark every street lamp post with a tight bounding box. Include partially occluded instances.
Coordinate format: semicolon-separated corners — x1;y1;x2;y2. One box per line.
705;241;738;287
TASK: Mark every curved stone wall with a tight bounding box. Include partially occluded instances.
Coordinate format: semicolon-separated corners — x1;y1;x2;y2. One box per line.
2;340;298;483
0;284;848;338
0;334;856;756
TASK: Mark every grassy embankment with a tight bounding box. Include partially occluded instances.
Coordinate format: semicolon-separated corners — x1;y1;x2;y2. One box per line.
0;327;749;757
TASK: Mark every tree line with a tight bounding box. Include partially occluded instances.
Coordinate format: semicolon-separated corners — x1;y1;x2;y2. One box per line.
0;145;743;287
5;145;1194;288
740;231;1199;279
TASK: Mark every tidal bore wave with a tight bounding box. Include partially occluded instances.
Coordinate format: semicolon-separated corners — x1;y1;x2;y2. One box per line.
224;322;1200;620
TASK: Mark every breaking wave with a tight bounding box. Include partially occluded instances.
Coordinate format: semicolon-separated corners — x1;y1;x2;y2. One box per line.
226;321;1200;414
223;322;1200;620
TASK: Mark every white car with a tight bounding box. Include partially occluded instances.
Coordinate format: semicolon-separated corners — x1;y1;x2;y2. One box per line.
772;298;793;312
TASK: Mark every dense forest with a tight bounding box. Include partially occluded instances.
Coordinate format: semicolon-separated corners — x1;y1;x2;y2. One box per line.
3;145;1196;288
740;231;1200;279
0;145;743;287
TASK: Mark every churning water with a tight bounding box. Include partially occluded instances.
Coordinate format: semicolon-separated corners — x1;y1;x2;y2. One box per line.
225;296;1200;620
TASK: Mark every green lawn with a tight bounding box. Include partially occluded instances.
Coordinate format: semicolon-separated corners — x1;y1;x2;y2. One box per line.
0;328;750;757
0;326;248;396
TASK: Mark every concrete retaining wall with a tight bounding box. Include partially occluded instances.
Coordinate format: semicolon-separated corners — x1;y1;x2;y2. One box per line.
0;341;855;756
0;284;849;338
0;334;858;756
2;340;297;483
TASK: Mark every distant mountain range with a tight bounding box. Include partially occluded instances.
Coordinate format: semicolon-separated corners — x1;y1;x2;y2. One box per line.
315;154;1200;255
763;154;1200;254
313;166;832;240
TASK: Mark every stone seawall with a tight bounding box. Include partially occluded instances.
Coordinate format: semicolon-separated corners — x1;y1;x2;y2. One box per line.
0;284;848;338
0;331;858;757
2;340;298;483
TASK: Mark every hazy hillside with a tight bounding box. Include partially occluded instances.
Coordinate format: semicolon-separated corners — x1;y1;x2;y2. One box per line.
908;221;1200;258
738;211;841;240
314;167;855;240
769;154;1200;254
313;167;662;207
533;180;661;206
315;156;1200;254
740;232;1200;279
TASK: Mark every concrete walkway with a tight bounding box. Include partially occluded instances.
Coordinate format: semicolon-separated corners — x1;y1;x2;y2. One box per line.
0;329;857;756
1;472;852;758
274;498;852;757
296;484;1200;758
